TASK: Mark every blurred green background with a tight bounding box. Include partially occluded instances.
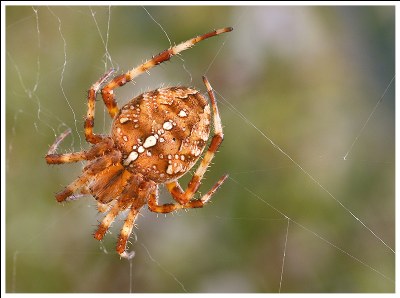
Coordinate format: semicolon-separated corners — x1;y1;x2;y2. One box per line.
6;6;394;293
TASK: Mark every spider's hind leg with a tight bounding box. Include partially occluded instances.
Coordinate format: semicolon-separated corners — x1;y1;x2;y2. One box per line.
162;174;228;212
164;77;228;206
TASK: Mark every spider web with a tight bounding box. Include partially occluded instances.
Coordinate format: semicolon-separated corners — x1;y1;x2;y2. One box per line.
4;5;395;294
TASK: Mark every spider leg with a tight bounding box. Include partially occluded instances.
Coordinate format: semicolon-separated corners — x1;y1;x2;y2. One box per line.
89;165;130;204
55;151;121;202
116;206;140;257
100;27;233;118
149;173;227;214
94;175;148;256
45;128;84;164
165;76;228;205
148;187;197;213
85;69;115;144
94;200;124;241
162;174;228;211
46;129;114;164
55;175;91;203
47;128;72;154
97;201;111;214
148;190;177;213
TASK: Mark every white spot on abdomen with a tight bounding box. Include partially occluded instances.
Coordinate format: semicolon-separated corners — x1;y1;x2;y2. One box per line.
191;146;202;157
166;162;186;175
143;135;157;148
123;151;138;166
166;165;173;175
119;117;129;124
178;110;187;117
163;121;173;130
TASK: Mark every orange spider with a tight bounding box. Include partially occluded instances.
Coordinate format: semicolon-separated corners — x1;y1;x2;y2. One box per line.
45;27;232;258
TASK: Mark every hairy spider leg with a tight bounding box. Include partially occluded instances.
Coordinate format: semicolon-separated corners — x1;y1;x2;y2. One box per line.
94;200;126;241
116;207;140;257
148;174;228;213
55;151;121;202
94;175;154;257
165;76;228;205
46;128;114;164
93;173;140;240
100;27;233;118
85;69;115;144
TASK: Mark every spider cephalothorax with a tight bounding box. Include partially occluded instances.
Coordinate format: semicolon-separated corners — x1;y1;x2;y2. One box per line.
46;27;232;258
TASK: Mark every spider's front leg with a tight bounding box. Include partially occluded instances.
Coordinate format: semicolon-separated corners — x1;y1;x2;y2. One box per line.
99;27;233;118
85;69;115;144
45;128;88;164
45;128;114;165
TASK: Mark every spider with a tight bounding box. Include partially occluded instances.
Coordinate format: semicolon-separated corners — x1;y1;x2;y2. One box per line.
45;27;232;259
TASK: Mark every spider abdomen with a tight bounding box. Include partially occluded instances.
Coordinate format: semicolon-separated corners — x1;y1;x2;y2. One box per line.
112;87;211;183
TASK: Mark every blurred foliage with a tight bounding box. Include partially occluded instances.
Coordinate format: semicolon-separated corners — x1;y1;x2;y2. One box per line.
6;6;394;293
